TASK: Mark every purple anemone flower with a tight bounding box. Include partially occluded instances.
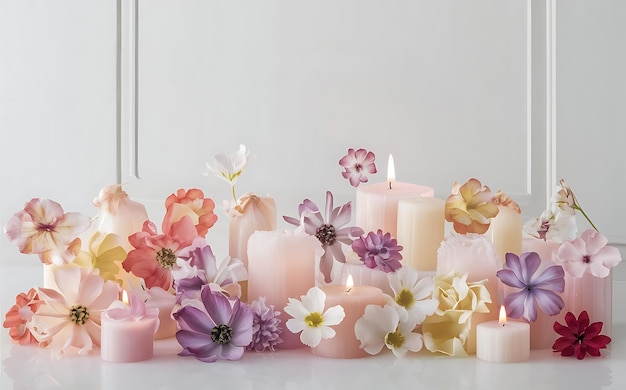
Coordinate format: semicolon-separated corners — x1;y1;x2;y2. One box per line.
173;287;252;362
496;252;565;322
352;229;403;272
284;191;364;283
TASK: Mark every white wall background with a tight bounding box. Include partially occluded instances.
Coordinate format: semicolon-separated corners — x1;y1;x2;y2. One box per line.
0;0;624;280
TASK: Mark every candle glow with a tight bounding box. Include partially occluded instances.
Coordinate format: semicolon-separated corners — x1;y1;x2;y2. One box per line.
122;290;129;305
346;274;354;294
387;154;395;189
499;305;507;326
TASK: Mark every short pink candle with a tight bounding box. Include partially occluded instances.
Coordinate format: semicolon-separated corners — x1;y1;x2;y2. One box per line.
339;262;393;296
312;280;385;359
355;155;434;238
143;287;177;340
247;230;322;349
476;306;530;363
101;292;159;363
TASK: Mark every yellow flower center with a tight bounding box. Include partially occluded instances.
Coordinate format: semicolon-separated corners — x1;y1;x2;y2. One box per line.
395;288;414;309
304;312;324;328
69;304;90;325
156;248;177;268
385;327;405;349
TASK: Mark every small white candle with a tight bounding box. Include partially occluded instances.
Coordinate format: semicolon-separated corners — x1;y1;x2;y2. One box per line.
476;306;530;363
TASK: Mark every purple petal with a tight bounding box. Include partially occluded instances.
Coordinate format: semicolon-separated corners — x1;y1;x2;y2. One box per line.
218;343;245;361
174;306;215;334
228;300;253;347
330;201;352;228
496;269;526;289
176;329;212;351
503;290;535;321
504;253;525;283
532;265;565;292
519;252;541;281
324;191;334;222
319;250;334;283
201;288;233;326
283;215;301;226
532;289;565;316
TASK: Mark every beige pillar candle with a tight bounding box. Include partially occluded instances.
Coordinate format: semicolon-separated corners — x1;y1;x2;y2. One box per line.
397;196;445;271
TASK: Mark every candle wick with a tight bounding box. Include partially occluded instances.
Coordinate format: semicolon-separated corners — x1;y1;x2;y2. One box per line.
388;182;392;190
345;287;352;294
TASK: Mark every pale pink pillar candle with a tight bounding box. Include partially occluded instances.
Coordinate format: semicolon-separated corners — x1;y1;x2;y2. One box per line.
396;196;445;271
247;230;322;349
487;205;523;263
101;292;159;362
228;194;277;302
476;306;530;363
312;284;385;358
437;233;500;354
560;272;613;337
339;263;393;296
355;155;434;238
143;287;178;340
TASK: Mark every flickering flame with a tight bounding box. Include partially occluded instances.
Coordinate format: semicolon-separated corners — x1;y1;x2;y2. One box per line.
346;274;354;294
122;290;129;305
499;305;507;326
387;154;396;189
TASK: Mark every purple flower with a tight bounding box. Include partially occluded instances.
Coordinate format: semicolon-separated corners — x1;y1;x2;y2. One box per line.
496;252;565;322
352;230;403;272
173;287;253;362
284;191;364;283
338;148;377;187
246;297;282;352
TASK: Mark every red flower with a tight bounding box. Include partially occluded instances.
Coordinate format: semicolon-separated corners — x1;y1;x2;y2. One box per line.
552;311;611;359
162;188;218;238
2;288;42;345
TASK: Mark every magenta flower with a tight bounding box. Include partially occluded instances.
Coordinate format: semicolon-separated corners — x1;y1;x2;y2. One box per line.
173;287;253;363
284;191;364;283
553;311;611;360
554;229;622;278
5;198;91;265
246;297;283;352
496;252;565;322
352;230;403;272
338;148;377;187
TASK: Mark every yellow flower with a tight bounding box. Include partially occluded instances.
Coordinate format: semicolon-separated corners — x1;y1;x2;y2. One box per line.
74;232;127;284
421;271;491;357
445;178;499;234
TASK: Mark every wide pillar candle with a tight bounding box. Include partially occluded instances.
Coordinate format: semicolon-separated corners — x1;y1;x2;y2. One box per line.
247;230;322;349
339;263;393;296
311;285;385;358
476;306;530;363
397;196;445;271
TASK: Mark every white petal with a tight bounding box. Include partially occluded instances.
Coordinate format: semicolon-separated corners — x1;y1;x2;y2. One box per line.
322;305;345;326
301;287;326;313
286;318;305;334
300;327;322;347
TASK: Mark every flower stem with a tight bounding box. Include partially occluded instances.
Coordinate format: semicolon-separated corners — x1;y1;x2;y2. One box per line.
231;185;238;203
575;206;599;232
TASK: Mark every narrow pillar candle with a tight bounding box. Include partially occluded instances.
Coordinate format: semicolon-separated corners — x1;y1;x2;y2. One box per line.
397;196;445;271
101;292;159;362
487;204;523;263
355;155;434;238
247;230;322;349
476;306;530;363
312;280;385;358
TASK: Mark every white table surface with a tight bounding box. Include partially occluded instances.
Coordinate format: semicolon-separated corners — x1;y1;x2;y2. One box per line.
1;261;624;390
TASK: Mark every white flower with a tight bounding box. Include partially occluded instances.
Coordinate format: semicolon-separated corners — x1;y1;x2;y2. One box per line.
385;267;438;323
354;304;423;358
204;144;250;186
552;179;576;215
523;209;577;243
283;287;345;347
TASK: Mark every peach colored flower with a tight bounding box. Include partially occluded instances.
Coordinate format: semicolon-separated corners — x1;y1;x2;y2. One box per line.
2;288;42;345
445;178;499;234
162;188;218;238
492;190;521;214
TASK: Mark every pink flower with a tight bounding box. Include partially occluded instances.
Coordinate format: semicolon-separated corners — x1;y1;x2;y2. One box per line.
554;229;622;278
4;198;91;265
352;229;403;272
338;148;377;187
445;178;499;234
162;188;218;238
123;216;201;291
2;288;42;345
30;268;119;357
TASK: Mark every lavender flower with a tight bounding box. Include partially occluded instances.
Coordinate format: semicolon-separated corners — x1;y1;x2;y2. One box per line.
338;148;377;187
496;252;565;322
173;287;252;363
352;230;403;272
246;297;283;352
284;191;364;283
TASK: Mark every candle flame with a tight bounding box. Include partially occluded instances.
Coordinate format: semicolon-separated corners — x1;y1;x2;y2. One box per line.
387;154;396;189
498;305;507;326
122;290;129;305
346;274;354;294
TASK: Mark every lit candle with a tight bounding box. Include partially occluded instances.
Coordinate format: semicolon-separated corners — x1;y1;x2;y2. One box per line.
311;275;385;358
396;196;445;271
476;306;530;363
101;291;159;362
355;154;434;238
247;230;322;349
339;262;393;296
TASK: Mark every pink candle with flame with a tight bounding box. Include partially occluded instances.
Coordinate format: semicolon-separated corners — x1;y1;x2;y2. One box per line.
476;305;530;363
355;155;434;238
101;291;159;362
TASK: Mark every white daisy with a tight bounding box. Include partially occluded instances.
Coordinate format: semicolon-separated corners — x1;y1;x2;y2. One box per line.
386;267;438;323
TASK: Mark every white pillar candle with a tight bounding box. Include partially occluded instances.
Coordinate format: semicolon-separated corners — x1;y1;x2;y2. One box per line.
247;230;322;349
355;155;434;238
476;306;530;363
487;205;523;263
397;196;445;271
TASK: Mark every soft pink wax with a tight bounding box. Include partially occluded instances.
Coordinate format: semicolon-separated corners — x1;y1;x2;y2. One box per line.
476;310;530;363
312;285;385;358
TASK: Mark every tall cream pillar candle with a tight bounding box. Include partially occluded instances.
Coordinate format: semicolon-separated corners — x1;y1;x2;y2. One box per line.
397;196;445;271
247;230;322;349
487;204;522;263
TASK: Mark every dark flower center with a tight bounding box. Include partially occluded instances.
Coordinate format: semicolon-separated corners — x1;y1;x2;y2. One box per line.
395;289;414;309
37;223;56;232
156;248;177;268
385;327;405;349
211;324;233;344
354;163;362;172
583;255;591;263
69;304;90;325
315;224;336;246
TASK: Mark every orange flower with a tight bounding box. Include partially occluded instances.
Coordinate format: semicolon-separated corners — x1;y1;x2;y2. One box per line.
2;288;42;345
445;178;499;234
162;188;218;238
492;190;522;214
